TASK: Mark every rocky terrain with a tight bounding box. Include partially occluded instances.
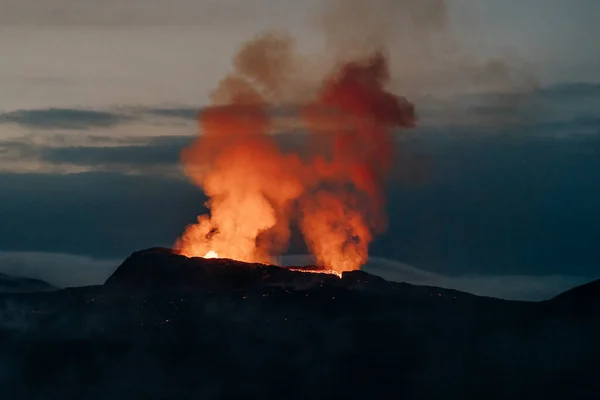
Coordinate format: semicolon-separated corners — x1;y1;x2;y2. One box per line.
0;248;598;399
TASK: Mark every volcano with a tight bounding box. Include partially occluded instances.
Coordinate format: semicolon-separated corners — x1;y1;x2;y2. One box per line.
104;247;401;294
0;248;599;399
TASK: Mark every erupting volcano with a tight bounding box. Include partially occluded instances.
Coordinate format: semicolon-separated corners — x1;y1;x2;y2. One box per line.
174;32;416;274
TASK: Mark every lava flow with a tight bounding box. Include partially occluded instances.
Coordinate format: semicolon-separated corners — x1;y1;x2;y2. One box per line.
288;268;343;278
174;31;416;274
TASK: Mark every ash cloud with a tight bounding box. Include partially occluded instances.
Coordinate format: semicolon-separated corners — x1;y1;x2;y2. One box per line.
319;0;538;96
0;108;131;130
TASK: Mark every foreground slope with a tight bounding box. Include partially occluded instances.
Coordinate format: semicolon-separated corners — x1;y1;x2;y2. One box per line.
0;248;598;400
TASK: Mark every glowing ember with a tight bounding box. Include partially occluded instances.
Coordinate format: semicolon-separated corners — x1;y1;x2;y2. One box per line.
203;250;219;259
174;29;415;273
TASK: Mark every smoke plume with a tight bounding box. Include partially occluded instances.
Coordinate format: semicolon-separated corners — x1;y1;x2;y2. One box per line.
319;0;537;96
174;26;415;272
176;0;535;271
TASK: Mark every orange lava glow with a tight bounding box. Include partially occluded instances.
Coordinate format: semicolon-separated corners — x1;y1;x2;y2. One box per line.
174;31;415;274
203;250;220;259
289;268;343;278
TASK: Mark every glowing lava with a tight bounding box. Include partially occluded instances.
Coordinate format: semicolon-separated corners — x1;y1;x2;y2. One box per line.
203;250;219;259
289;268;342;278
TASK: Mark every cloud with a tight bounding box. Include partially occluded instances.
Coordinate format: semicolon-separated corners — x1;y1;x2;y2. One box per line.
0;81;597;142
0;105;302;132
0;139;168;176
0;134;195;175
144;108;198;121
0;108;131;130
278;255;590;301
0;106;201;174
0;103;372;175
0;251;119;288
39;136;192;168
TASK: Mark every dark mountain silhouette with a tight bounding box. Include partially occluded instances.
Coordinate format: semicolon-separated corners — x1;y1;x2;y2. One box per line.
551;278;600;304
105;248;440;295
0;273;56;293
545;278;600;316
0;248;598;399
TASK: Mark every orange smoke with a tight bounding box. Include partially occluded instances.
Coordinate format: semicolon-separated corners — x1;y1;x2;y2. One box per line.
175;32;415;274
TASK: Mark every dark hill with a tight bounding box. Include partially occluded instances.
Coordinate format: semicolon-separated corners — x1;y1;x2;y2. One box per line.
104;247;435;295
104;247;340;292
545;278;600;315
0;248;598;400
551;278;600;304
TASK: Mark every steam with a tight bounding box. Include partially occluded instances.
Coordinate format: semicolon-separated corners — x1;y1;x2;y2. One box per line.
174;27;415;272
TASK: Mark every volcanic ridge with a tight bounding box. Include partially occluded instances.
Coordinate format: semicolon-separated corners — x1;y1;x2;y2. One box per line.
105;247;404;294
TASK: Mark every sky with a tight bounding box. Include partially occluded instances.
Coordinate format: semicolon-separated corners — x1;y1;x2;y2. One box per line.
0;0;599;300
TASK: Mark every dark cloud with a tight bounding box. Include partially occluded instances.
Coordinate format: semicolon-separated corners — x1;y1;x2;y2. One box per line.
144;108;198;120
0;135;194;175
0;105;303;131
40;136;193;168
2;83;595;134
145;105;299;120
0;108;131;130
0;132;333;172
